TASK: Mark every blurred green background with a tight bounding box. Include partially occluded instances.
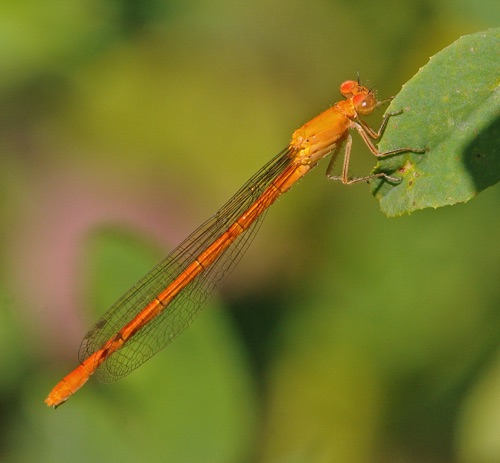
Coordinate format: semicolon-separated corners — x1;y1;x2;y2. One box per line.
1;0;499;462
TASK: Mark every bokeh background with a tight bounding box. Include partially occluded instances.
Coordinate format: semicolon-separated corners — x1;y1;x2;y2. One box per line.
1;1;499;462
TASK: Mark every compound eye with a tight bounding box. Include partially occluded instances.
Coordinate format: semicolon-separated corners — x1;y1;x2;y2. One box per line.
353;93;377;115
340;80;358;98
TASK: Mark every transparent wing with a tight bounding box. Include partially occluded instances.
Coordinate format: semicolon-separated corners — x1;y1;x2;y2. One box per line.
79;147;294;383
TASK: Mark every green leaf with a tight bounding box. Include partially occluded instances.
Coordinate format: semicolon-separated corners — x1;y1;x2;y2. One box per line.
371;27;500;217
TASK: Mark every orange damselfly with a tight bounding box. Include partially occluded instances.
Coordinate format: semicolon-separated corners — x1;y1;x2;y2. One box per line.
45;79;424;407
